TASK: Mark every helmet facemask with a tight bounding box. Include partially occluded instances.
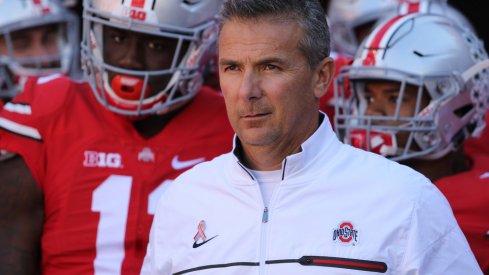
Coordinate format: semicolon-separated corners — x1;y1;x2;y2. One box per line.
336;64;489;161
82;1;219;118
0;64;17;100
0;11;79;100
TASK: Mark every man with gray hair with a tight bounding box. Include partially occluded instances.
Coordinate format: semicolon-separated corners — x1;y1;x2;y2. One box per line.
141;0;482;274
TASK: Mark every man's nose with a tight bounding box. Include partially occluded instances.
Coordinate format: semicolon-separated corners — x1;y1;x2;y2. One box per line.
118;37;144;71
365;97;385;116
238;69;262;101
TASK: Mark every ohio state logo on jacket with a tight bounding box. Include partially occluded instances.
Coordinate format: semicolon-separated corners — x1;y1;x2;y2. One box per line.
333;222;359;246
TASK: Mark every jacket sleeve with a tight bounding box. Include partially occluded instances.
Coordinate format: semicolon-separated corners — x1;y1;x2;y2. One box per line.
398;183;483;274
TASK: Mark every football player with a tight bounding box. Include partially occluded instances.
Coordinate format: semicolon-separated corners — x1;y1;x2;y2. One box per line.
324;0;478;137
322;0;399;121
335;12;489;272
0;1;79;170
0;0;80;108
0;0;233;274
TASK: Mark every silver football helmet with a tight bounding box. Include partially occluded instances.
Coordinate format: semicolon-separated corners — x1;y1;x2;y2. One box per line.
334;13;489;161
394;0;475;33
0;0;79;100
81;0;223;117
327;0;398;56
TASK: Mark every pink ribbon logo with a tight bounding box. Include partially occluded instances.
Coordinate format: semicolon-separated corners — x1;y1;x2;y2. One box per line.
194;220;207;242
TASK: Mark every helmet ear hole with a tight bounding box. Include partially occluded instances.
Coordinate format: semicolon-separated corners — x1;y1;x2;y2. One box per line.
453;104;473;119
451;104;476;146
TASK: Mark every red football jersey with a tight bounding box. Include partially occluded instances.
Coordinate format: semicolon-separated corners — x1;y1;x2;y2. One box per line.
435;151;489;273
0;76;234;274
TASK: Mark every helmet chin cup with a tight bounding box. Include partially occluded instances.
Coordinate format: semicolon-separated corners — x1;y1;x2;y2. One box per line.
111;75;151;101
348;129;398;157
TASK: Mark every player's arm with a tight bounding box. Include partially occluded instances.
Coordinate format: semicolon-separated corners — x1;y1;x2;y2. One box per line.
0;155;43;275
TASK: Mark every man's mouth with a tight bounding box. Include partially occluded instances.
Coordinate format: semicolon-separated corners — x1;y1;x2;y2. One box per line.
242;112;270;119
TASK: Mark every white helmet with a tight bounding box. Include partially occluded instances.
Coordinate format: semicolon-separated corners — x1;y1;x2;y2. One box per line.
394;0;475;33
334;13;489;161
0;0;79;99
81;0;223;117
327;0;398;56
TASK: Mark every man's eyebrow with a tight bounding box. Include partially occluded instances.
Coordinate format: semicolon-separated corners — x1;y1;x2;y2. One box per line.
219;57;287;67
11;32;29;40
256;57;285;65
365;85;401;94
383;87;401;94
218;58;239;67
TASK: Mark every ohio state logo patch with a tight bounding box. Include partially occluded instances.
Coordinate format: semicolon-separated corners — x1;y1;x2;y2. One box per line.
333;222;359;246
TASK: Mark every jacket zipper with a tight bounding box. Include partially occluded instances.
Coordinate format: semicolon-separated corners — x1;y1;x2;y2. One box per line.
257;158;285;275
259;207;269;275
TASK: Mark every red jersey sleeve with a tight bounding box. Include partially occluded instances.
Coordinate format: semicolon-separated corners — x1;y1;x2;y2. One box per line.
435;153;489;273
0;75;72;187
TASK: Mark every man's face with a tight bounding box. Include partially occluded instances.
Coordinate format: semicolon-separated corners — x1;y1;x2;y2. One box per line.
360;80;430;147
219;19;324;148
103;25;188;97
0;24;61;69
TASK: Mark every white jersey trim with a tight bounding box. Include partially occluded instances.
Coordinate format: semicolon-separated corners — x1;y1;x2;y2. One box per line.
37;73;63;85
4;102;32;115
0;117;42;141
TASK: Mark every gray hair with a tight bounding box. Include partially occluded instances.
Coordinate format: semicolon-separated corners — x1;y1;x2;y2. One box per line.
220;0;330;68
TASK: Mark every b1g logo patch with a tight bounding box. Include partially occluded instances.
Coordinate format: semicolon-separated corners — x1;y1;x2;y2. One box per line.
83;151;123;169
332;222;359;246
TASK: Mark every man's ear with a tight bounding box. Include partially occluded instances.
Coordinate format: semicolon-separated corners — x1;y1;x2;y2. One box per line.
313;56;335;99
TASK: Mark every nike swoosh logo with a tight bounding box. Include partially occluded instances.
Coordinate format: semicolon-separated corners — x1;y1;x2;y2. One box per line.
480;172;489;179
171;156;205;170
193;235;218;248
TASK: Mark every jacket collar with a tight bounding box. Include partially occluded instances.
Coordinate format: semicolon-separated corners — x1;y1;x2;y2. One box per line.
229;112;339;184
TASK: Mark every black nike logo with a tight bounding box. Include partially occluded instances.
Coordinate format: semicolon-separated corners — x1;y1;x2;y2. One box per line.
192;235;218;248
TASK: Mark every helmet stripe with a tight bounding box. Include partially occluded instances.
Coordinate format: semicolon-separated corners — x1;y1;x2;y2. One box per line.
398;0;432;15
131;0;146;8
361;15;404;66
406;2;420;13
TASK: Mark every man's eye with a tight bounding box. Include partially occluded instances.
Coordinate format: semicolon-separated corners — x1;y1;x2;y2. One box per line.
224;65;238;71
364;95;373;103
388;95;399;104
12;37;31;51
265;64;278;70
111;34;124;43
148;42;165;50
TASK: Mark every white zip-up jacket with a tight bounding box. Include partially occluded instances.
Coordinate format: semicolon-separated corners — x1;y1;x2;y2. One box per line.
141;114;482;275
